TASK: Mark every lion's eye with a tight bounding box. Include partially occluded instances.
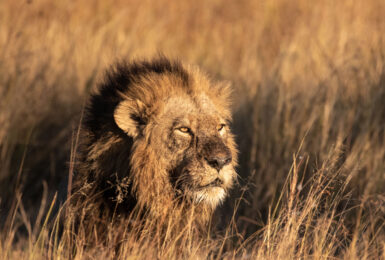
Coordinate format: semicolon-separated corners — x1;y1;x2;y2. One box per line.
178;127;190;133
218;124;226;132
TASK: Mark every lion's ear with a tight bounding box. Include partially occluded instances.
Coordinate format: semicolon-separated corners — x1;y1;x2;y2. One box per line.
114;99;147;138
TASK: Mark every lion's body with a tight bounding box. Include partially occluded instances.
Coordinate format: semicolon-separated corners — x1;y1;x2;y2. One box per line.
71;57;237;235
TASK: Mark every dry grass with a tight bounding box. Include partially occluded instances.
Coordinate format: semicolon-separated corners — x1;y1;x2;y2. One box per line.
1;0;385;259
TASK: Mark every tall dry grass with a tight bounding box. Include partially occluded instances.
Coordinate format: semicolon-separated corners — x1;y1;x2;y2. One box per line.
1;0;385;259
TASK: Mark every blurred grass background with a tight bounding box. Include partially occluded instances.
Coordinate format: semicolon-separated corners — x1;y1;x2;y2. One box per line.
1;0;385;258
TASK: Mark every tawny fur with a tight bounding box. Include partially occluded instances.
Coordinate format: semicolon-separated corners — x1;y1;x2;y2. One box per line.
70;57;237;235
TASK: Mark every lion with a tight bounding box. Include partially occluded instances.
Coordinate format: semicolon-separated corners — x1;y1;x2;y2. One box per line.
70;57;237;236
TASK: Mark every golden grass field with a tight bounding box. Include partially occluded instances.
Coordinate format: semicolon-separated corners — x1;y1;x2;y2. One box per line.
1;0;385;259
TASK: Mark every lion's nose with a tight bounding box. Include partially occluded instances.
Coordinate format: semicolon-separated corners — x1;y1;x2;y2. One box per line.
205;153;232;171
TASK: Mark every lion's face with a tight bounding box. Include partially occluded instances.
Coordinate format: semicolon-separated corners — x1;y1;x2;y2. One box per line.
148;95;237;208
112;64;237;212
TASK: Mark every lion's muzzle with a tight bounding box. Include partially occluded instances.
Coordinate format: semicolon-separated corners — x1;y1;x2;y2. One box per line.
201;137;232;172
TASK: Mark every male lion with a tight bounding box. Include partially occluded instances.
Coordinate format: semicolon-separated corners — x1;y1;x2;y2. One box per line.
71;57;237;235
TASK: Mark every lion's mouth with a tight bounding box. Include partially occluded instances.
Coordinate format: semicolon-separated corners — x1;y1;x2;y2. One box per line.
197;178;224;190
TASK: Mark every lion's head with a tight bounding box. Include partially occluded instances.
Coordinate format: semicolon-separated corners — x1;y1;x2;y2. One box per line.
74;57;237;221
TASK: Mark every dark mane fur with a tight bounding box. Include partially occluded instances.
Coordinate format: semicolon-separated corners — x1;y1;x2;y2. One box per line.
72;57;192;217
85;57;190;140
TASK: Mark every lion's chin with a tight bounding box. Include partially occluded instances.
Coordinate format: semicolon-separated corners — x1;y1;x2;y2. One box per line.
193;187;226;208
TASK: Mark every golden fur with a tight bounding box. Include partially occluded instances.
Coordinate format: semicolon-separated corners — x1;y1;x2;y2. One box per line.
71;57;237;232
